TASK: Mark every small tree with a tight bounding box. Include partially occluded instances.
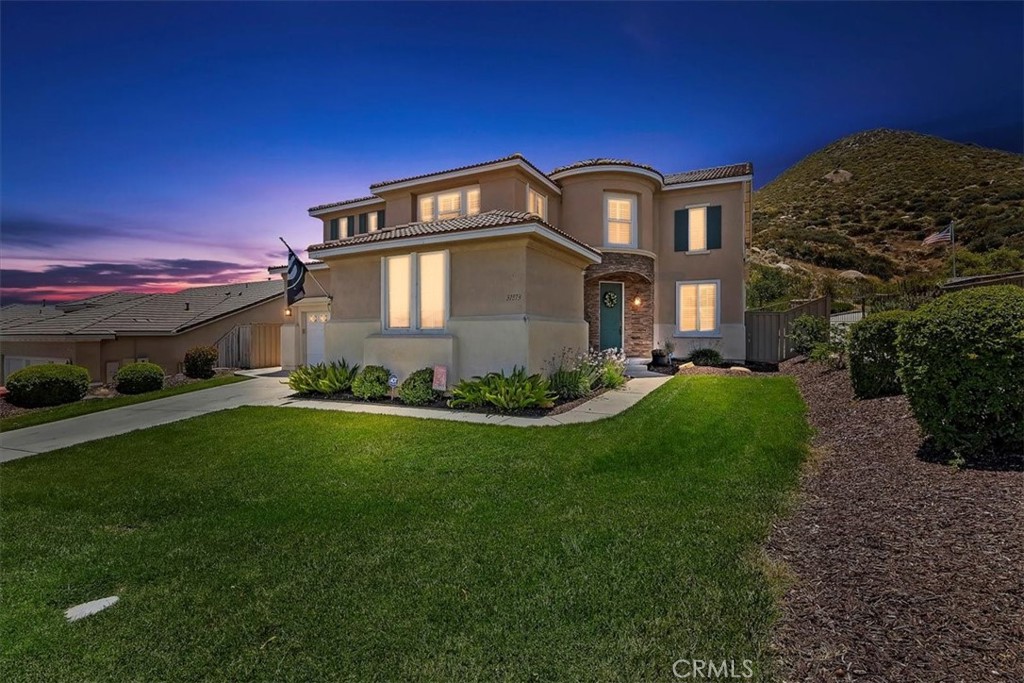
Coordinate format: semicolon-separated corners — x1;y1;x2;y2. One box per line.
184;345;219;379
789;314;829;355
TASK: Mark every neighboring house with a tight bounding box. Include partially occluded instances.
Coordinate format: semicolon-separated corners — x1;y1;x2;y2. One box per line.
0;281;287;383
274;153;752;381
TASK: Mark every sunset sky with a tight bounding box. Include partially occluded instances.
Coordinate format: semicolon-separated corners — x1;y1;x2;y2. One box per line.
2;1;1022;304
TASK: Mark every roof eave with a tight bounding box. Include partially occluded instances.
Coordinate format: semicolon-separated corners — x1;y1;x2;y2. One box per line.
661;174;752;190
369;158;562;196
307;196;386;217
548;164;664;185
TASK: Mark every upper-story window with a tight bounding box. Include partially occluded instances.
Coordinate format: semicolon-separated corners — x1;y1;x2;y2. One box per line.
674;205;722;252
367;211;378;232
527;186;547;220
418;185;480;222
604;193;636;247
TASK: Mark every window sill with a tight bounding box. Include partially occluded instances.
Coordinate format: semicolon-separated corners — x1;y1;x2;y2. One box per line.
373;331;453;338
673;332;721;339
685;249;711;255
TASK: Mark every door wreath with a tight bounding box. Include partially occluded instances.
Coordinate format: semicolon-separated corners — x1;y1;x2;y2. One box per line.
603;291;618;308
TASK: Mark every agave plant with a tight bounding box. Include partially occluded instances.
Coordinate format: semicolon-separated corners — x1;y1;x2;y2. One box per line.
449;366;555;411
285;363;327;394
316;359;360;395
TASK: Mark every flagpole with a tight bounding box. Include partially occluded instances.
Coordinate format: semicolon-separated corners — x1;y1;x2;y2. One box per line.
279;237;332;300
950;221;957;279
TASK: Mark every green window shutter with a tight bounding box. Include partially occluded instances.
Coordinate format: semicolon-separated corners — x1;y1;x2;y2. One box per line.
674;209;689;252
329;218;339;240
707;206;722;249
346;216;355;237
377;209;385;228
358;213;368;234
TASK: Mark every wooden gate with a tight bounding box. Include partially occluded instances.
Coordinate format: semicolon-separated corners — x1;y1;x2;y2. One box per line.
216;323;281;368
745;296;830;364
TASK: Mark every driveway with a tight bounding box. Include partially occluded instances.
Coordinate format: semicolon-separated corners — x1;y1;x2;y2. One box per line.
0;371;291;462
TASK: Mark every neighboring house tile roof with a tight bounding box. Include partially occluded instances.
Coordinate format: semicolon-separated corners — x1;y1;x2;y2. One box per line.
549;158;660;175
663;162;753;185
0;280;282;337
307;195;382;214
308;209;600;257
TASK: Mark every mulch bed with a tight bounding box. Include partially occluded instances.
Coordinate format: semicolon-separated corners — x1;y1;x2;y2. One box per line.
767;358;1023;682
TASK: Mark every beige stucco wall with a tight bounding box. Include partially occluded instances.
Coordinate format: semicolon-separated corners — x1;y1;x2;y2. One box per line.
653;181;747;361
313;232;592;383
556;172;659;250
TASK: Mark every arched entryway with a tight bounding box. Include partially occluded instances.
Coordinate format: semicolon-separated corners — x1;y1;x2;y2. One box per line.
584;252;654;358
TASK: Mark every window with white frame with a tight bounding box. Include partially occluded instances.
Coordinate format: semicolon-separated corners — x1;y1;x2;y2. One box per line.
676;281;719;335
527;186;547;220
687;206;707;251
418;186;480;222
384;251;448;331
605;193;636;247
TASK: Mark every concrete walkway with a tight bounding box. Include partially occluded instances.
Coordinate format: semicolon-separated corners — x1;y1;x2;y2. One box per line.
0;370;671;462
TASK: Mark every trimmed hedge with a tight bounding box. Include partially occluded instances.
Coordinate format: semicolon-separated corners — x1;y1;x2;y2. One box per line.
6;364;90;408
115;362;165;395
848;310;912;398
351;365;391;400
688;348;723;367
897;286;1024;458
397;368;441;406
184;345;218;379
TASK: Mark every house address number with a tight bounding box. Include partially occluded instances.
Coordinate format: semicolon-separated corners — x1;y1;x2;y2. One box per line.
506;293;522;302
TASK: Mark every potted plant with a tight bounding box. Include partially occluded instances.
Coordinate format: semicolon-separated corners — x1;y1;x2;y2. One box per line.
651;347;667;366
664;340;675;362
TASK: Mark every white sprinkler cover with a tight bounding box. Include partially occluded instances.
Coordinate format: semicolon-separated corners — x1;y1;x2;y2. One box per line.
65;596;119;622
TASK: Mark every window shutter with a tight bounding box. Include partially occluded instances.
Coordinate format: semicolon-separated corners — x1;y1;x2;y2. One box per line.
346;216;355;237
358;213;368;234
674;210;689;252
377;210;385;229
707;206;722;249
329;218;339;240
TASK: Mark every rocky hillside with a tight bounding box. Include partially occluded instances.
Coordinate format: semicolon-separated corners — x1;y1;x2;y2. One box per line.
752;129;1024;279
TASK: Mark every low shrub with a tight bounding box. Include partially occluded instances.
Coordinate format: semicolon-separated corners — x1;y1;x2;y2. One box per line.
115;362;165;395
318;359;360;394
352;365;391;400
580;348;627;389
183;345;219;379
848;311;912;398
449;367;556;411
807;325;850;370
398;368;441;406
688;348;723;367
789;314;829;355
897;286;1024;458
287;364;327;394
548;365;597;400
6;364;90;408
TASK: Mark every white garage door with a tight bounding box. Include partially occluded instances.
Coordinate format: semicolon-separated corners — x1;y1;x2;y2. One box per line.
306;313;328;366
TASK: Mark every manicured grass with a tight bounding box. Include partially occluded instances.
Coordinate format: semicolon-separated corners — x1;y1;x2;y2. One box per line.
0;375;250;432
0;376;809;682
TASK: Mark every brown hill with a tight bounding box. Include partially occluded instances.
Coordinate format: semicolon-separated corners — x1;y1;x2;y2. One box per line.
752;129;1024;279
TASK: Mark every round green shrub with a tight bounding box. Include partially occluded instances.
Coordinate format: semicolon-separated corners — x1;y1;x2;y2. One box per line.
897;286;1024;458
6;364;90;408
398;368;441;406
848;310;913;398
351;365;391;400
688;348;723;367
115;362;165;395
184;345;219;379
789;314;830;355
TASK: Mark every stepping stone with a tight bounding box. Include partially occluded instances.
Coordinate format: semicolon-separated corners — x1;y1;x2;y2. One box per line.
728;366;752;374
65;596;118;622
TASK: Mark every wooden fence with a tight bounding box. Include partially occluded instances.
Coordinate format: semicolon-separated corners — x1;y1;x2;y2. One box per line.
745;296;830;365
216;323;281;369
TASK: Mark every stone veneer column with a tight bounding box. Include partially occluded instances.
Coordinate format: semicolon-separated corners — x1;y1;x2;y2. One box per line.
583;252;655;358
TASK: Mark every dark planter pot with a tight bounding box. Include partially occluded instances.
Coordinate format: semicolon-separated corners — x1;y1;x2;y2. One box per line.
651;350;669;367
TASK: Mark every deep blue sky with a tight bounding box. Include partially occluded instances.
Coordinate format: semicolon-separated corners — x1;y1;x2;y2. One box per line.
2;1;1022;302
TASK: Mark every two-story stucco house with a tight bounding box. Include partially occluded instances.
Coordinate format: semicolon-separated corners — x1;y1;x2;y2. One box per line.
274;154;752;384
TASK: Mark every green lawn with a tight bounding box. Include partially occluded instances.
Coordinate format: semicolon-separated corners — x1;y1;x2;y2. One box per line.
0;375;249;432
0;375;809;682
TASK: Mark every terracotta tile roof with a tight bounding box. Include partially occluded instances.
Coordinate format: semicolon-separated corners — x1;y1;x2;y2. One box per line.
368;153;552;190
0;281;282;337
663;162;753;185
549;158;660;176
307;195;382;214
308;209;600;257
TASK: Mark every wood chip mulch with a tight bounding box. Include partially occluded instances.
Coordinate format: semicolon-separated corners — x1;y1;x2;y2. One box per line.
767;359;1023;682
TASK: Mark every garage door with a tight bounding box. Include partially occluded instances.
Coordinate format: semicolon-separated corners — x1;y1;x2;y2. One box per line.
306;313;328;366
3;356;70;383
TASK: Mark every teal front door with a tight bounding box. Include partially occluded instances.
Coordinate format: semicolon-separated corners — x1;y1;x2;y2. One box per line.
599;282;624;350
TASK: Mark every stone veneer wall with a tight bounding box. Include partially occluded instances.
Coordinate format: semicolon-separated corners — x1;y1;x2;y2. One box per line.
583;252;655;358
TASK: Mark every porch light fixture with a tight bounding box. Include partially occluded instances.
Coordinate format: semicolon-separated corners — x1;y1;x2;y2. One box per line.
285;308;292;317
633;296;642;307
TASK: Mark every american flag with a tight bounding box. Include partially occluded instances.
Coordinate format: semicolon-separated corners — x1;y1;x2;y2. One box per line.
923;223;953;246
